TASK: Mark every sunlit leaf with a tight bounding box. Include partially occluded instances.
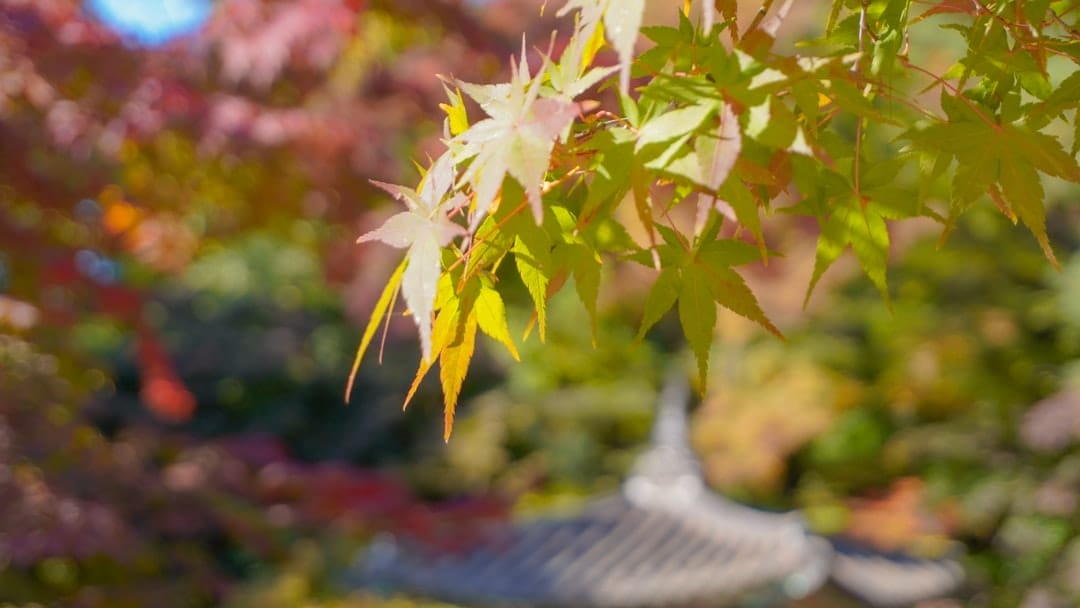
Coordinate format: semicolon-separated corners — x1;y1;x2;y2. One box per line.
700;261;781;338
697;238;764;267
566;243;602;344
440;85;470;136
549;24;619;100
513;233;551;342
345;259;406;402
604;0;646;94
746;98;797;148
475;280;519;360
404;292;461;410
455;50;577;227
631;163;661;269
908;119;1078;268
636;100;719;151
440;311;478;441
561;0;647;94
717;179;765;252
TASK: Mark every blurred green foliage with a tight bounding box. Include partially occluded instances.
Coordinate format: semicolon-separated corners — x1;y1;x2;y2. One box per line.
785;207;1080;607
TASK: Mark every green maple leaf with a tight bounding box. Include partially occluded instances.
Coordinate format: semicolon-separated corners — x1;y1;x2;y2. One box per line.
636;267;680;342
679;263;715;390
636;99;719;151
634;233;777;390
697;261;780;338
677;255;779;391
551;207;603;343
507;210;554;342
691;240;781;382
805;196;891;308
909;119;1080;267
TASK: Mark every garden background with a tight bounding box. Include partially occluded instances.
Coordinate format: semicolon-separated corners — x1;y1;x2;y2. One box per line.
1;1;1079;606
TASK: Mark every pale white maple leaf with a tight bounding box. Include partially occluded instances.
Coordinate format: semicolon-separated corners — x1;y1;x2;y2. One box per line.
556;0;604;28
558;0;645;95
603;0;645;94
360;152;465;362
547;24;619;102
454;46;576;228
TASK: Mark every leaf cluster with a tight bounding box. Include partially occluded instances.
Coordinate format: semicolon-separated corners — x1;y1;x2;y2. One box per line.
353;0;1080;438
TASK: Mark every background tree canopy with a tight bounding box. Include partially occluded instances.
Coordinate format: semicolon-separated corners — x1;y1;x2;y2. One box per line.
1;1;1079;607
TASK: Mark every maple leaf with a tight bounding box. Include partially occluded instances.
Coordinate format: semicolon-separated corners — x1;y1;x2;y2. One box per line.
805;196;891;308
636;267;681;343
558;0;645;94
695;102;742;235
475;283;520;360
345;259;405;401
681;244;782;389
453;48;577;228
546;24;618;101
908;119;1080;267
439;310;477;441
679;263;715;390
359;153;466;362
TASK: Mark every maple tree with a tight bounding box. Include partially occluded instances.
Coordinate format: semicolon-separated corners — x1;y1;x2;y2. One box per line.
351;0;1080;439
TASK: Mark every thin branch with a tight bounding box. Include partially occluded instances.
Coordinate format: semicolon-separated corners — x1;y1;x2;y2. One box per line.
761;0;797;38
853;1;867;199
745;0;778;37
900;58;1000;130
1048;7;1080;38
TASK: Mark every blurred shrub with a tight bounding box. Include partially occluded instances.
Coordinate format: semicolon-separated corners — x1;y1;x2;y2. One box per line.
777;207;1080;607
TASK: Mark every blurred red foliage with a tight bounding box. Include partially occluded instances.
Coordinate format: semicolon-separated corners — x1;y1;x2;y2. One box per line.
1;332;512;604
0;0;549;413
136;325;198;422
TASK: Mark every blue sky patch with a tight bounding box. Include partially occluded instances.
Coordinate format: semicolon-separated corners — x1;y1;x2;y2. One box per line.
87;0;213;46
